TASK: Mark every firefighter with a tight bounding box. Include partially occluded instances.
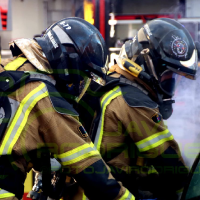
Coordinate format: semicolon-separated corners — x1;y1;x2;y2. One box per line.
75;18;198;200
0;17;134;200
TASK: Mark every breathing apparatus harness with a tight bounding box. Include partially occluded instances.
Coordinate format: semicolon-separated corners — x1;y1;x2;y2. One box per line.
117;50;174;120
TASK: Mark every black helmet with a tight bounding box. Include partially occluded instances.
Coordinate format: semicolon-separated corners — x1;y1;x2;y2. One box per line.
35;17;107;86
117;18;198;98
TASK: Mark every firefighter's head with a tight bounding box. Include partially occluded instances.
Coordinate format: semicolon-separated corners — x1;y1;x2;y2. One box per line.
35;17;107;100
116;18;198;119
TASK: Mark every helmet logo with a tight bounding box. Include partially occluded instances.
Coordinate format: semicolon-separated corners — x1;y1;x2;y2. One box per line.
171;35;188;58
47;31;58;49
60;21;71;30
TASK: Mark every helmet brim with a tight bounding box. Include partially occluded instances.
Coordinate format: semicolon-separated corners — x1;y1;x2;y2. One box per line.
163;49;198;80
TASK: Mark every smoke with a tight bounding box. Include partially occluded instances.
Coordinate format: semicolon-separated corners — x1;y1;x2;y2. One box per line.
166;70;200;169
159;3;180;17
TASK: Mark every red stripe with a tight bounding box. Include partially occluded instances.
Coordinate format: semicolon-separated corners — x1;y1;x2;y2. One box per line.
23;193;29;200
99;0;105;39
0;8;7;14
115;14;181;20
1;15;7;19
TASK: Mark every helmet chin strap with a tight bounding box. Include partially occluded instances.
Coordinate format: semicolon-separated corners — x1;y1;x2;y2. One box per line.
139;47;175;119
140;48;158;80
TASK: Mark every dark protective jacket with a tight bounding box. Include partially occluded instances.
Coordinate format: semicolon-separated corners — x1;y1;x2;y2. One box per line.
0;57;134;200
77;73;189;200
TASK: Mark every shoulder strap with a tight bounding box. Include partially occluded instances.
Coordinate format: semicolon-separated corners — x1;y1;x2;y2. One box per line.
0;70;78;116
0;96;11;142
119;76;158;109
4;57;28;71
0;70;79;143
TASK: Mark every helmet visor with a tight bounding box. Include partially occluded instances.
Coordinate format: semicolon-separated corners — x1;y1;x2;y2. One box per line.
116;44;128;70
179;49;198;78
160;70;181;96
164;49;198;80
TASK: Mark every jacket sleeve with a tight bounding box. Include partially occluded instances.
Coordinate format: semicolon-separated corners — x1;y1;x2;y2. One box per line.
102;95;188;197
37;96;134;200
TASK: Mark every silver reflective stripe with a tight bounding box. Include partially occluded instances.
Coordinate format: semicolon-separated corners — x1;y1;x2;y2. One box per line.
50;158;61;172
0;189;10;194
136;131;173;151
0;189;14;197
0;107;5;124
94;87;121;149
120;189;135;200
29;73;56;85
82;194;89;200
126;192;134;200
60;147;94;163
1;85;48;155
53;25;73;44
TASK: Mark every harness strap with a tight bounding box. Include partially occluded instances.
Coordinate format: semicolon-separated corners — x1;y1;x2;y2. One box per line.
0;97;11;143
119;76;148;95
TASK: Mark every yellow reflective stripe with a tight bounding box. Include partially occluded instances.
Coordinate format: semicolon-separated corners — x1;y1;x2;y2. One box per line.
0;194;15;198
135;129;174;152
119;189;135;200
0;83;48;155
136;129;169;146
8;88;48;154
141;135;174;152
176;187;183;194
57;143;93;159
0;189;15;198
100;86;120;107
57;142;99;166
95;86;122;151
82;194;86;200
176;188;183;199
82;194;88;200
148;165;158;175
97;90;122;151
60;150;99;166
90;142;94;148
4;57;27;71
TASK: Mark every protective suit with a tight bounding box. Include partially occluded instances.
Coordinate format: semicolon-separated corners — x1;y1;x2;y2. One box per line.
75;18;198;200
0;17;134;200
